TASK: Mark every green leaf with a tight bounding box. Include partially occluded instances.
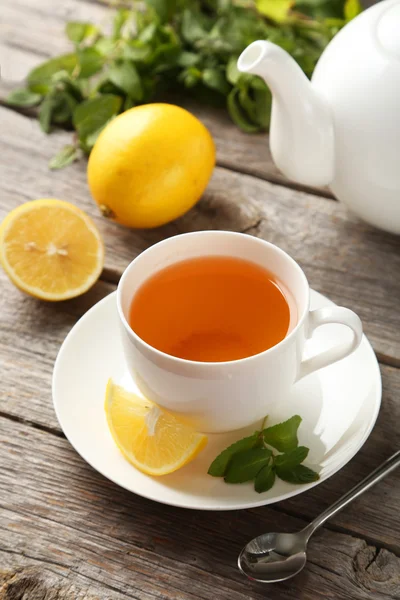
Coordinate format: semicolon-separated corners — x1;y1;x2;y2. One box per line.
85;125;110;149
38;93;58;133
274;446;309;469
108;61;143;101
253;86;272;129
208;432;260;477
73;94;122;140
238;86;259;124
179;66;202;88
176;51;200;68
123;96;136;111
112;9;130;40
225;448;272;484
28;54;78;94
344;0;362;21
139;23;158;44
294;0;344;19
181;9;208;43
51;91;78;124
65;21;99;44
226;57;240;86
227;88;261;133
256;0;293;22
276;464;320;484
255;463;276;493
202;68;230;95
122;42;152;62
77;48;104;78
262;415;302;452
49;145;79;170
6;89;42;107
95;38;118;57
147;0;177;23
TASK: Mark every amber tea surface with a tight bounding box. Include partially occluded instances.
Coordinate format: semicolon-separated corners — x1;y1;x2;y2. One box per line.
129;256;294;362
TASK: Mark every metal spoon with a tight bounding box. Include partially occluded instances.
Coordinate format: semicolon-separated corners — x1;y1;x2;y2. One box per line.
238;449;400;583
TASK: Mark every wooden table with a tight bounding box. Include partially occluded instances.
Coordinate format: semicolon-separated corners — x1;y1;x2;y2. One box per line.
1;1;400;598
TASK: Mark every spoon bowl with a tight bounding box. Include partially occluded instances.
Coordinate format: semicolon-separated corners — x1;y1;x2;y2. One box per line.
238;531;308;583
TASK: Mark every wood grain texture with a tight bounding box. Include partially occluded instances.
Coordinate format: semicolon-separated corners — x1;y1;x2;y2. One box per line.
1;1;399;597
0;0;329;195
0;262;400;553
0;415;399;600
0;563;124;600
1;106;399;363
0;271;115;431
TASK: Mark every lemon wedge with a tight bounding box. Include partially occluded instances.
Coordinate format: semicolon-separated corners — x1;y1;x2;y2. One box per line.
0;199;104;301
105;379;207;476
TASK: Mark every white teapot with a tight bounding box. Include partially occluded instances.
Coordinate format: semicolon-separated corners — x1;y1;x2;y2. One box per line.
238;0;400;234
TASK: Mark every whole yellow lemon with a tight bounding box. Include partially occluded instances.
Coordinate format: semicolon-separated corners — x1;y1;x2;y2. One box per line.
87;103;216;228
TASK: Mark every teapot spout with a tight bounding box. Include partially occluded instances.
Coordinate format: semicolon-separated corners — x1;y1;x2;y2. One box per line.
238;41;334;187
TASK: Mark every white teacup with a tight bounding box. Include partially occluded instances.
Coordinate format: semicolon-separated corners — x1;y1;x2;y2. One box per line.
117;231;362;433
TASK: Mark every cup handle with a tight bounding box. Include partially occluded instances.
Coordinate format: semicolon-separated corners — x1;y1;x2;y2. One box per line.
297;306;363;381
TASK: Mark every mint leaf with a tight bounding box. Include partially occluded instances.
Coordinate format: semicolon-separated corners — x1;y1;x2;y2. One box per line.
77;48;104;79
112;9;130;40
181;9;208;43
6;89;42;107
226;57;240;86
73;94;122;141
262;415;302;452
49;145;79;170
28;54;78;94
66;22;99;44
274;446;309;470
224;448;272;484
123;42;153;62
276;464;320;485
95;38;117;57
39;93;58;133
146;0;177;23
227;88;260;133
177;51;199;68
51;92;78;124
85;125;110;149
255;463;275;493
208;432;260;477
253;85;272;130
139;23;158;44
202;68;230;96
108;62;143;101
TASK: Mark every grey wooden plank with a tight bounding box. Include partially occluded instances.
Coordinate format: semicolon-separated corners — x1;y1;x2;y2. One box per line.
0;263;399;552
0;0;328;194
0;272;115;431
1;106;399;363
0;415;399;600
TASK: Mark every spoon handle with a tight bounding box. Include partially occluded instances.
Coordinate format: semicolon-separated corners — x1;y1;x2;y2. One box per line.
303;449;400;539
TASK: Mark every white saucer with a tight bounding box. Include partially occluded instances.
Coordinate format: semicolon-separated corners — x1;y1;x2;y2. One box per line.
52;290;381;511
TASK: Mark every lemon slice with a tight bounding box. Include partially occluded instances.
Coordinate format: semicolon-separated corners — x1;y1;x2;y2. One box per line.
105;379;208;476
0;199;104;301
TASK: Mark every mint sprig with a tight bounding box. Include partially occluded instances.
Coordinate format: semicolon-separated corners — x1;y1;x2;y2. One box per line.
208;416;319;493
225;448;272;483
6;0;362;169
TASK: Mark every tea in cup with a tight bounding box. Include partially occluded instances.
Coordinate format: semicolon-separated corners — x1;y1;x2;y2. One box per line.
117;231;362;433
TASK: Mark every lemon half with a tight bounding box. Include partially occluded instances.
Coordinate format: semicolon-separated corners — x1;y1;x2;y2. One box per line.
0;199;104;301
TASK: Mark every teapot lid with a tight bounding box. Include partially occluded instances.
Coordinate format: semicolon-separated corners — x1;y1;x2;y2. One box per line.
377;2;400;59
